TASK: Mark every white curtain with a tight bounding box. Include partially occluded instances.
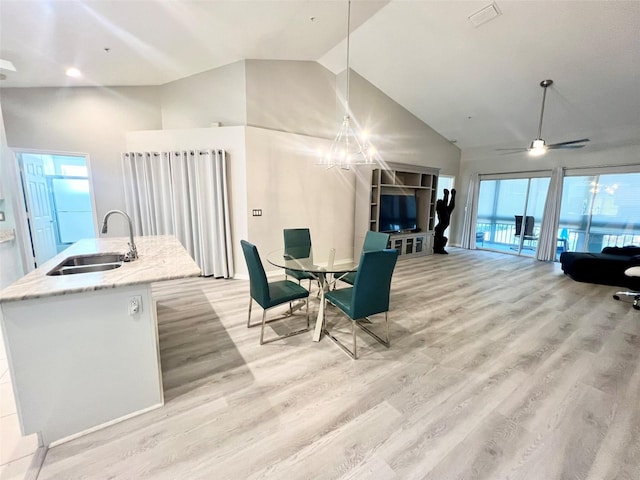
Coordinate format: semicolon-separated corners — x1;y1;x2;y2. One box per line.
461;172;480;249
122;149;233;278
536;167;565;261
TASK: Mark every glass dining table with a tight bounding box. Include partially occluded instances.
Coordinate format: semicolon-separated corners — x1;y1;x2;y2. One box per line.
266;249;359;342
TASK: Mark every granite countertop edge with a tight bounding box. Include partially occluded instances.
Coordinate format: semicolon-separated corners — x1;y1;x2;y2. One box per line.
0;235;201;303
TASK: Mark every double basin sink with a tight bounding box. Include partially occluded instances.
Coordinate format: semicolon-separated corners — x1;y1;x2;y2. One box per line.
46;253;125;276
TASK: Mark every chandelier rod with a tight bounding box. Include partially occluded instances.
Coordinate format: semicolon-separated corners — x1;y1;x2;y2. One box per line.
345;0;352;114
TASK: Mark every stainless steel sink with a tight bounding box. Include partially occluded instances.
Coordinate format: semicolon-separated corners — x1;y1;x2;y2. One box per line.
47;253;125;276
58;253;124;267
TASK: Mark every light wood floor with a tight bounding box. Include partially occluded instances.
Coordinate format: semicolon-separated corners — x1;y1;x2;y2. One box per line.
36;248;640;479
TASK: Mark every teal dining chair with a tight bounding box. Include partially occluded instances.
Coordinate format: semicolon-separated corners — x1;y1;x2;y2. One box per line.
240;240;310;345
335;231;390;286
324;249;398;359
283;228;317;291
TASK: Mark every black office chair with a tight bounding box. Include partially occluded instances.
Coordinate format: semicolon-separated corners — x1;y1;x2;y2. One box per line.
613;266;640;310
240;240;310;345
514;215;538;248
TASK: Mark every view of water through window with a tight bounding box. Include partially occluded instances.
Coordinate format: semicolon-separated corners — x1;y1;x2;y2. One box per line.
475;170;640;259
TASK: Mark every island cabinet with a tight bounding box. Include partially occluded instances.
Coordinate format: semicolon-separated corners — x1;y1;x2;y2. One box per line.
0;236;201;445
354;163;439;258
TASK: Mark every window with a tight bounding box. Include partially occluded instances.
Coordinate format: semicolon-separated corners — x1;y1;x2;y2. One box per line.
560;172;640;252
476;176;550;257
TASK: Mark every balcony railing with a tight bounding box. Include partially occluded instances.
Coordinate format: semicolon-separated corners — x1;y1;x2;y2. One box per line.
476;220;640;253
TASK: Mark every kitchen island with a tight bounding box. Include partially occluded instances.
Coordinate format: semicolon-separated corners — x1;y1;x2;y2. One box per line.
0;235;201;445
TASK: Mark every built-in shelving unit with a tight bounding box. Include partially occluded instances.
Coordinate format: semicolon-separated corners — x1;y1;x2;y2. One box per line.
354;162;439;258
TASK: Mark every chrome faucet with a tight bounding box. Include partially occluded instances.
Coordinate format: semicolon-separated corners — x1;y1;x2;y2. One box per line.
100;210;138;262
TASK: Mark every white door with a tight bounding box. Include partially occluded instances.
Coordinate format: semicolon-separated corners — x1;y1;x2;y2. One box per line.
21;155;58;266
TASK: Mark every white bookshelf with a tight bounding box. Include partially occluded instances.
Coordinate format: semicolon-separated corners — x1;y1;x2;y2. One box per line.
354;162;439;258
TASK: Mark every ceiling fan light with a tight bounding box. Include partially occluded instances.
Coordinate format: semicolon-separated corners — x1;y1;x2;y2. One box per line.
65;67;82;78
528;139;546;156
529;147;546;157
530;139;546;149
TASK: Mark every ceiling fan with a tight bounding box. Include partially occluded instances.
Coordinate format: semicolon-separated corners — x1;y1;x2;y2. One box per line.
498;79;589;156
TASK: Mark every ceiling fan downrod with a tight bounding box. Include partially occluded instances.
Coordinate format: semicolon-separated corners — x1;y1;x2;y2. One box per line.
536;79;553;142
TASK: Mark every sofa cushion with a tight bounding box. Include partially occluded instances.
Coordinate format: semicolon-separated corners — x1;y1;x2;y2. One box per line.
601;245;640;256
559;251;640;289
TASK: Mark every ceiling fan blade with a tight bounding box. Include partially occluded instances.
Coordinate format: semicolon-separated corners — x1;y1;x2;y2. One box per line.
495;81;588;155
497;149;529;155
547;144;587;150
547;138;590;148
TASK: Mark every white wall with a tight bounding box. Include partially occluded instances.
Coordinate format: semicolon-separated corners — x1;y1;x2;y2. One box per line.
343;69;461;175
1;87;163;237
245;60;337;138
161;60;246;129
244;127;356;273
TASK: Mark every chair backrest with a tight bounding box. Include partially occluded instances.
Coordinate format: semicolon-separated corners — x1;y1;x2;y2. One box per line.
515;215;536;236
240;240;270;308
362;231;390;253
350;249;398;319
524;216;535;236
283;228;312;259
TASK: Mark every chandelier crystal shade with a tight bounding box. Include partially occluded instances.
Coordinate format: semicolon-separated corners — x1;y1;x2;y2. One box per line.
320;0;377;169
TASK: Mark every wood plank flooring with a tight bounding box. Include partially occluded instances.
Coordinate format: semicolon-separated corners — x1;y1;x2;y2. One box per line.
35;248;640;479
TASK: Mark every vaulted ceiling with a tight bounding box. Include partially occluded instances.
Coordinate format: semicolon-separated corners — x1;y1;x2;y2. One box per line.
1;1;638;151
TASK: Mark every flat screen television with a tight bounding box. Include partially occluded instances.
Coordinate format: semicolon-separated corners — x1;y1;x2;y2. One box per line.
379;194;417;233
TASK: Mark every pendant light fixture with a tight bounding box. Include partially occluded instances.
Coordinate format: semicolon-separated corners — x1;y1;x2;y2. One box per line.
320;0;377;169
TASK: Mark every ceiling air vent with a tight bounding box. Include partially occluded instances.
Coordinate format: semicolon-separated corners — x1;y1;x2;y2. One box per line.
468;2;502;27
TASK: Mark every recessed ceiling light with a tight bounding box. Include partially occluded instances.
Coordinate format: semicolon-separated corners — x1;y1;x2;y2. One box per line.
65;67;82;78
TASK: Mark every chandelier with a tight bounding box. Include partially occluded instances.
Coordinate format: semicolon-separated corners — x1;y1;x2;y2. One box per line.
320;0;377;169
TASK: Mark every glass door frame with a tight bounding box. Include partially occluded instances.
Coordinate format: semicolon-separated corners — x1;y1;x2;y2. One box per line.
476;172;551;257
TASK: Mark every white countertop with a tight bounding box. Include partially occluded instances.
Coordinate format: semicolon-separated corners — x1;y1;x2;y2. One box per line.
0;235;201;303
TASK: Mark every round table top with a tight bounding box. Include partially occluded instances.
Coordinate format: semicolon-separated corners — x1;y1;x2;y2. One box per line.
266;249;358;274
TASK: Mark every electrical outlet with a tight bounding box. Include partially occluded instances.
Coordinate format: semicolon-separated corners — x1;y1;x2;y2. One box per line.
128;295;142;315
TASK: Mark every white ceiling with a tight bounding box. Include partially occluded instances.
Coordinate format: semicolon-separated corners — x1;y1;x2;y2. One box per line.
1;0;639;151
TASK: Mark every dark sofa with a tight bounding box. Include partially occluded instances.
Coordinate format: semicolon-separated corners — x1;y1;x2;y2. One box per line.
559;246;640;290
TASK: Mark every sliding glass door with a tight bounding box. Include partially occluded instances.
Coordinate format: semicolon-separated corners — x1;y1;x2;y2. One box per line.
476;175;550;257
559;172;640;252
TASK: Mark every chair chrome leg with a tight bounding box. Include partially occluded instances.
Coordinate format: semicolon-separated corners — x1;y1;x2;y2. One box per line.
260;310;267;345
613;290;640;300
258;302;312;345
322;303;357;359
324;324;358;359
246;297;253;328
356;313;391;348
385;312;389;344
352;321;357;359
